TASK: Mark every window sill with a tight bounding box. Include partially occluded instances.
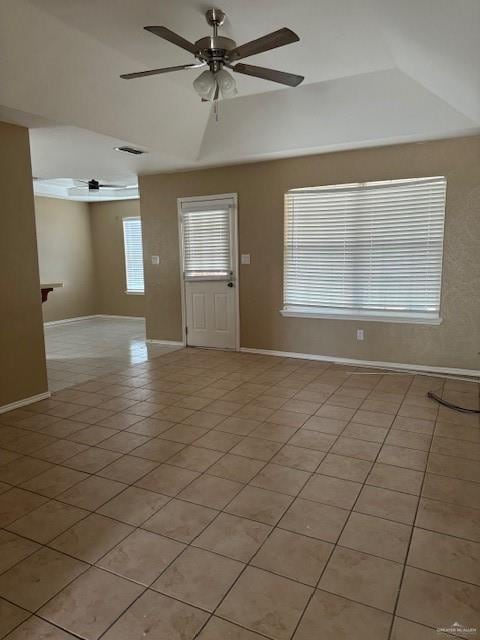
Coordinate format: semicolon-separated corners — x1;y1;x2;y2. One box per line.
280;308;442;325
125;291;144;296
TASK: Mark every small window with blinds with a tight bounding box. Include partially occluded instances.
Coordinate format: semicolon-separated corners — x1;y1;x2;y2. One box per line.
282;177;446;323
122;217;144;294
181;202;232;279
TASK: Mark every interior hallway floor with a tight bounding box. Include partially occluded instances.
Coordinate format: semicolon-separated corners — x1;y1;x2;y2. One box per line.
44;317;181;391
0;347;479;639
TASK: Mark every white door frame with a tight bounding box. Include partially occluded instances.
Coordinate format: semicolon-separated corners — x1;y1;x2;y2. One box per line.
177;193;240;351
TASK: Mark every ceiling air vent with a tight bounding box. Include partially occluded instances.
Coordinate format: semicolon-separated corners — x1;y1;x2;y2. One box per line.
114;146;146;155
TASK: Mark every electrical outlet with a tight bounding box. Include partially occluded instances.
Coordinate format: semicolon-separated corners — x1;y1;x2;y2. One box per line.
241;254;251;265
356;329;364;341
151;255;160;265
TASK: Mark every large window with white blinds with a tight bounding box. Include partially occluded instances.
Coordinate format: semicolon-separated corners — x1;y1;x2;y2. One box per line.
282;177;446;323
181;200;233;279
122;217;144;294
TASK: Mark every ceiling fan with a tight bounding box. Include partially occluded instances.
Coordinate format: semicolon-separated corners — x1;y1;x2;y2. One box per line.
120;8;304;101
76;179;133;191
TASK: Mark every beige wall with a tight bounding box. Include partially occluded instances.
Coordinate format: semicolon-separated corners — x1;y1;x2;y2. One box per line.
35;196;96;322
140;135;480;371
89;199;144;317
0;121;48;406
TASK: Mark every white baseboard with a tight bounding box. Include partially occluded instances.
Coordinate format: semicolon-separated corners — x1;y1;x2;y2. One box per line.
0;391;51;415
44;314;144;327
146;339;185;347
44;315;99;327
239;347;480;379
96;315;144;320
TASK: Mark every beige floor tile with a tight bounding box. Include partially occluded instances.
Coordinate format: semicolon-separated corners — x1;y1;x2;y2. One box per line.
203;399;244;416
252;528;333;585
197;617;265;639
342;422;388;443
0;488;47;527
39;566;143;640
0;547;86;611
130;438;184;463
293;590;392;640
158;423;208;444
182;411;225;428
0;457;53;485
250;463;310;496
315;404;356;421
63;447;122;473
235;404;275;421
271;445;324;472
67;425;117;446
96;431;150;453
71;407;115;425
193;513;271;562
288;430;336;452
0;530;39;573
152;546;243;611
167;445;223;472
226;485;293;525
59;475;126;510
101;590;208;640
155;406;195;423
390;617;447;640
97;486;169;526
0;598;30;638
194;430;243;452
127;417;174;437
217;566;312;640
40;419;88;439
279;498;349;542
3;616;81;639
50;513;132;562
392;415;435;435
230;437;283;461
217;416;262;436
377;444;428;471
422;473;480;509
21;466;88;498
97;454;158;484
385;429;432;451
0;447;21;466
354;485;418;524
427;452;480;483
250;422;298;443
32;439;89;463
300;473;362;509
0;481;9;494
207;454;265;483
408;527;480;585
330;436;381;461
317;453;372;482
397;567;480;633
130;401;167;417
143;498;218;542
98;529;184;585
416;498;480;542
136;463;199;496
339;512;411;562
319;546;403;612
97;412;144;430
6;500;88;544
366;462;423;495
353;410;394;429
179;474;243;510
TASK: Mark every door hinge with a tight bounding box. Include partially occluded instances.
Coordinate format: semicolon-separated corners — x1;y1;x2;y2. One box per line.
185;326;188;335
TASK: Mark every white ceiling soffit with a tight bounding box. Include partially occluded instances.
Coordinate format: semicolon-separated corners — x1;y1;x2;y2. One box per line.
0;0;478;180
33;178;139;202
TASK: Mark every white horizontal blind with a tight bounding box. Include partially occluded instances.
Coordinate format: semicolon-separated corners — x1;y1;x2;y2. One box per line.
122;217;144;293
284;177;446;319
182;203;232;279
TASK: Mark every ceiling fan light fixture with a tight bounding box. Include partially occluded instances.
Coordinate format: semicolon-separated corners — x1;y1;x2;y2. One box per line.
216;69;237;98
193;69;217;101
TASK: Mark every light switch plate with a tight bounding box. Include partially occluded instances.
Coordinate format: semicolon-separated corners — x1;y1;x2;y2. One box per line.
151;255;160;265
241;254;251;264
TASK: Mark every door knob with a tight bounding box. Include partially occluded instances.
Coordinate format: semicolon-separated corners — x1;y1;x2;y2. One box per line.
227;282;234;287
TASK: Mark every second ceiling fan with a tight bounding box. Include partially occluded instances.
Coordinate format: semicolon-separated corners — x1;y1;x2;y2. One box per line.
120;8;304;101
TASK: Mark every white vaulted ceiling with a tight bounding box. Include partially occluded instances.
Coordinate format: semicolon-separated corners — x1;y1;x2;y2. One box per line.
0;0;478;185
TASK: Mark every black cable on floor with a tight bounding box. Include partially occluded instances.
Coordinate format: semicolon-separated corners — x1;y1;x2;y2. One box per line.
427;391;480;414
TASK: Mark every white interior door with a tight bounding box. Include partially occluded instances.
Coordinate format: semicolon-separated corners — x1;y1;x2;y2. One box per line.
180;195;238;350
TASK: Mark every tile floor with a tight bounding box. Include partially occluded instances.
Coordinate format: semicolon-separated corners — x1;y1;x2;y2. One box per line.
44;317;180;391
0;347;479;639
